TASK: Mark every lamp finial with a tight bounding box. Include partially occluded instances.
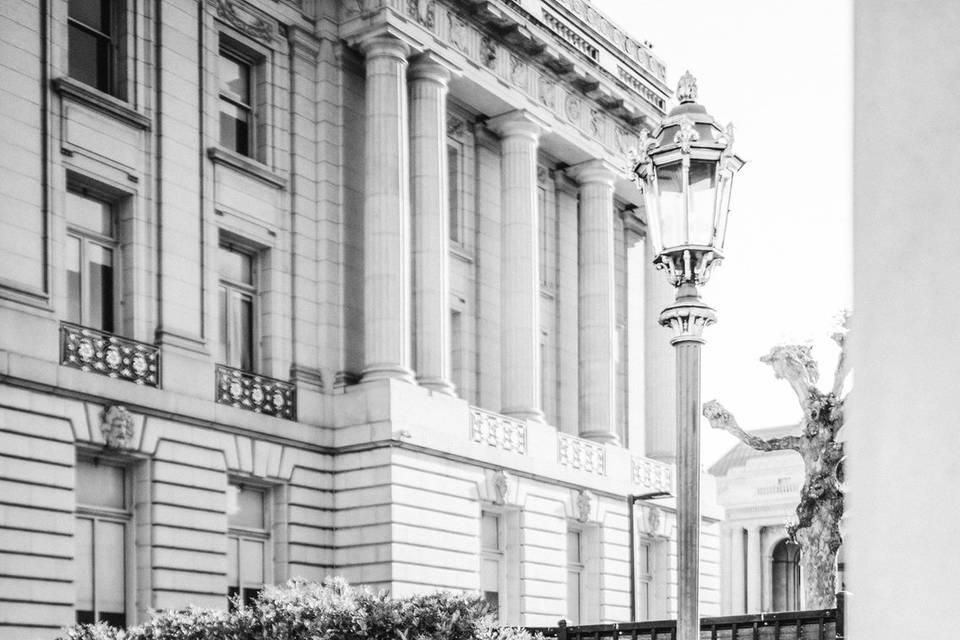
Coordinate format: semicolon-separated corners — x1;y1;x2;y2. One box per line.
677;71;698;103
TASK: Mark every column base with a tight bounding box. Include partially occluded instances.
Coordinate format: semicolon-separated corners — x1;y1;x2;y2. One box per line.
417;376;457;396
579;430;620;446
501;407;546;423
361;364;416;385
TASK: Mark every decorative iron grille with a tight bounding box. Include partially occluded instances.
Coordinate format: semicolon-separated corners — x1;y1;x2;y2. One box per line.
215;364;296;420
60;322;160;387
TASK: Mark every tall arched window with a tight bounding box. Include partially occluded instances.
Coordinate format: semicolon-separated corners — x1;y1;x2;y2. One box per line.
772;539;801;611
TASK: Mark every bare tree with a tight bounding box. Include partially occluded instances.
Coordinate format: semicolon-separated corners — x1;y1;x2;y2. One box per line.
703;325;849;609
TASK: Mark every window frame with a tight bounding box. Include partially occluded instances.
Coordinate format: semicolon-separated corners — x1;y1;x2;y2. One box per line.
218;46;255;157
65;186;120;334
217;241;259;373
566;528;585;624
67;0;123;97
226;482;272;609
447;137;465;246
74;457;134;628
480;509;507;624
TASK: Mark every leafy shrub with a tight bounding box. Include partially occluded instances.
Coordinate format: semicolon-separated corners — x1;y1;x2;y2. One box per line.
56;577;538;640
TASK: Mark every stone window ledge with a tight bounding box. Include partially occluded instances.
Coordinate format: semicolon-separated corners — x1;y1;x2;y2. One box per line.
207;146;288;189
52;77;152;130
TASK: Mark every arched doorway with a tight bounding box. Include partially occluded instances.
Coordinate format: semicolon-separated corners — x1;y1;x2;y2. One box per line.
772;539;801;611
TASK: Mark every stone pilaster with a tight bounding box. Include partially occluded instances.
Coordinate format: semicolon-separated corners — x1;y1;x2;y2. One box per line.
569;159;619;444
487;111;549;422
409;54;455;395
360;36;415;383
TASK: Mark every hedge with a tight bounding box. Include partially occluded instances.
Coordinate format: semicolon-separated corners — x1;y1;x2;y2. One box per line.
58;577;542;640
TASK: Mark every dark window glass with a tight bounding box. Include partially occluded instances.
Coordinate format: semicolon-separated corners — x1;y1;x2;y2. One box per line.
448;143;460;243
218;244;257;371
219;51;253;156
68;0;113;94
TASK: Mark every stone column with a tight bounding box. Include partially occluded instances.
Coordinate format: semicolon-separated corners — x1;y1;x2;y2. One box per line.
569;159;619;444
360;36;414;383
747;525;762;612
730;526;746;613
487;111;548;422
409;54;455;394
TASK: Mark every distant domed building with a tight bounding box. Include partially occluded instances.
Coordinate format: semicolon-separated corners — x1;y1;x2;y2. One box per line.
709;427;806;614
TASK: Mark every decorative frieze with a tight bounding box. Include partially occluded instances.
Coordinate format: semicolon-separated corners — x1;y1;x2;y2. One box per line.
470;407;527;454
558;433;606;475
215;0;276;44
215;364;297;420
60;322;160;387
632;455;674;494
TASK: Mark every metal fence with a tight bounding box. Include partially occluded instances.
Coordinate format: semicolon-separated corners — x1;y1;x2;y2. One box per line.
526;600;843;640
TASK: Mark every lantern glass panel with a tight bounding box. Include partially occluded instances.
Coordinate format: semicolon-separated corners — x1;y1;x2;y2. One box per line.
715;172;734;249
656;162;685;249
689;160;718;246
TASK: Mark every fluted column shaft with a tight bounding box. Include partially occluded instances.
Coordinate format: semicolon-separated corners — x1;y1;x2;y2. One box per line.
747;526;763;612
571;160;619;444
409;56;455;395
361;37;414;383
730;526;746;613
489;112;546;422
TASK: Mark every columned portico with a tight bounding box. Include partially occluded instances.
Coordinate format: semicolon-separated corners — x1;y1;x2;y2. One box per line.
487;111;549;422
569;159;619;444
409;53;455;395
360;36;415;383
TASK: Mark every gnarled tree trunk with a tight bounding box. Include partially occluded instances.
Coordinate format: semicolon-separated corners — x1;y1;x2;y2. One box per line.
703;325;848;609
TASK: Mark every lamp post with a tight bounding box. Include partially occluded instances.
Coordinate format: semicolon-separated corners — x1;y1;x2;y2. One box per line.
631;72;743;640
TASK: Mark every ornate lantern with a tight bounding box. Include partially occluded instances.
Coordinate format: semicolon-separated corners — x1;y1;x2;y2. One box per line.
631;71;744;287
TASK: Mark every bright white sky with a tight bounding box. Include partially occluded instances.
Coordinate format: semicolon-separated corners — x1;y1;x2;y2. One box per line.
595;0;853;464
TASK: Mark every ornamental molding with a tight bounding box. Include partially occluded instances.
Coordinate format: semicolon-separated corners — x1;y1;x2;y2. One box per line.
100;405;135;450
575;489;593;523
558;433;606;476
470;407;527;455
339;0;663;149
60;322;160;387
214;0;276;45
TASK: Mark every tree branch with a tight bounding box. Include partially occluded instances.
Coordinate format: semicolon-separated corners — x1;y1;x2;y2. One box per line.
760;345;820;407
703;400;801;452
831;323;851;398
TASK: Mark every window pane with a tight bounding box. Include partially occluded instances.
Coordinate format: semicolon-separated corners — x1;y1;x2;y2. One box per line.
567;531;581;564
481;557;500;591
483;590;499;618
66;192;112;236
227;485;265;529
218;245;253;285
76;461;125;509
239;295;254;372
448;143;460;242
69;0;109;31
75;517;94;612
67;236;82;324
638;542;651;574
218;286;229;364
481;512;500;551
68;25;110;92
655;162;685;249
219;55;250;103
450;310;462;392
220;100;250;156
689;160;718;246
87;244;114;332
638;581;650;618
227;537;239;588
95;521;125;619
567;570;580;622
240;539;264;586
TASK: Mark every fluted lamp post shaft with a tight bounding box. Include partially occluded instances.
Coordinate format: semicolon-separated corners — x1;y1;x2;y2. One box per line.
630;71;743;640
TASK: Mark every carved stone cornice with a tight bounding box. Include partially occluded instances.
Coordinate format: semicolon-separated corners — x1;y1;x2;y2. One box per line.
213;0;279;46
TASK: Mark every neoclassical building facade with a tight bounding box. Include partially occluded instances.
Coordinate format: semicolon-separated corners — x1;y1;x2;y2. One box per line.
710;427;805;615
0;0;721;637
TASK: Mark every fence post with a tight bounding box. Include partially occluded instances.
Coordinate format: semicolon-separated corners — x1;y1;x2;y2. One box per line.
835;591;845;638
558;619;568;640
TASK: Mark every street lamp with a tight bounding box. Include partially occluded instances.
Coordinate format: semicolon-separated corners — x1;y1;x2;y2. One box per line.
630;71;743;640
